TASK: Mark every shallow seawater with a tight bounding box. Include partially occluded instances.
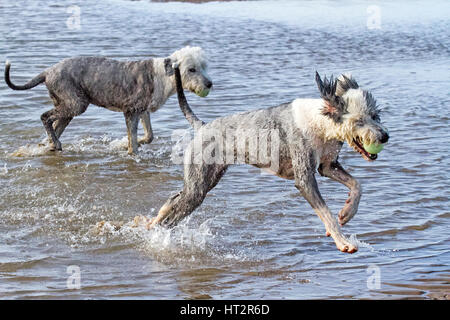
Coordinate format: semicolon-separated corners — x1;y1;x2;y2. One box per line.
0;0;449;299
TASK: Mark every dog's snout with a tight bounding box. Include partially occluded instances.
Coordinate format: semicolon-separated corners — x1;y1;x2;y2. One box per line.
205;80;213;89
380;131;389;143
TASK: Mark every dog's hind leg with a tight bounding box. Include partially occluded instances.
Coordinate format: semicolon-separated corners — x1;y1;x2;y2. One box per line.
53;117;74;139
42;88;88;151
148;163;228;228
138;111;154;145
318;161;361;226
40;117;73;148
41;109;62;151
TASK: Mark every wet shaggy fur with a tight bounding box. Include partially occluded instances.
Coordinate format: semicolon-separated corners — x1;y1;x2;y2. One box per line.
4;46;212;154
135;68;390;254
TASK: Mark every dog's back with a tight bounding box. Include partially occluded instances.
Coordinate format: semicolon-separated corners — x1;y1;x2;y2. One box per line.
45;57;155;112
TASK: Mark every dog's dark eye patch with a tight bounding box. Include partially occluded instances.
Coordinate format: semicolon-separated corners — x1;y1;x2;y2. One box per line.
189;68;196;73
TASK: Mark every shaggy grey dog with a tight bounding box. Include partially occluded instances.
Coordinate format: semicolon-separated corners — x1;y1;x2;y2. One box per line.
4;46;212;154
135;66;389;254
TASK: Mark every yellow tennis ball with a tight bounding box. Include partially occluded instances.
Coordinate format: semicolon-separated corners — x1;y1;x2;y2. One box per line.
196;89;210;97
363;142;384;154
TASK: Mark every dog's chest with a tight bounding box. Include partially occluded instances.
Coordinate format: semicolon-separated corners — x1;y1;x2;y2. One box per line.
315;140;342;167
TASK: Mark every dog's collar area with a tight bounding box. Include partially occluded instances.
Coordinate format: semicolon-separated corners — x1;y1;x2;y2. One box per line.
352;137;377;161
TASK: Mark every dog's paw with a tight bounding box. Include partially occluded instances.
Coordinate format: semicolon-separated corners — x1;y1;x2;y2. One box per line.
127;149;138;156
137;136;153;145
338;191;360;226
332;233;358;254
338;206;356;226
48;141;62;152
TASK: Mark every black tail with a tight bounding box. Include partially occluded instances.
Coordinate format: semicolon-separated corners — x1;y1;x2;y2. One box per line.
174;65;205;130
4;61;46;90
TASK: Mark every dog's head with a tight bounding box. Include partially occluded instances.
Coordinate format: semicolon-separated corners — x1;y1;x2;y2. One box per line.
164;46;212;97
315;72;389;161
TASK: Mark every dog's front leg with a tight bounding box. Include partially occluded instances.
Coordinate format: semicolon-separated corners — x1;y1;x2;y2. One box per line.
294;165;358;253
124;111;140;155
138;111;154;145
318;161;361;226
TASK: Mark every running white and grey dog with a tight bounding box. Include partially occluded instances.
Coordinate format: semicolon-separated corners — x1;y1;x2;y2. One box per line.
5;46;212;154
133;68;389;254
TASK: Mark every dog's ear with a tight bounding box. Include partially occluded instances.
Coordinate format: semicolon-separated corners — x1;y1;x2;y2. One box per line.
164;58;174;76
336;74;359;96
315;71;345;123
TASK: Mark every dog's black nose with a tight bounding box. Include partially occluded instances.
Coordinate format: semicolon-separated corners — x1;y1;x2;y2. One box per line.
380;131;389;143
205;80;213;89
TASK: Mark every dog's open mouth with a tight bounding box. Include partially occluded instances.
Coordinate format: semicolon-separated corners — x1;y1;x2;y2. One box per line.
351;137;377;161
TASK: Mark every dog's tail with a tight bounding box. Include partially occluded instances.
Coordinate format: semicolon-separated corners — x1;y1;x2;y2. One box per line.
4;60;46;90
174;64;205;131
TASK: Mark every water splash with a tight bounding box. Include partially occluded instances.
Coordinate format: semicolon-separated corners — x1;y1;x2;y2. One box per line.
108;136;128;151
349;234;376;252
86;214;251;266
10;143;49;157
